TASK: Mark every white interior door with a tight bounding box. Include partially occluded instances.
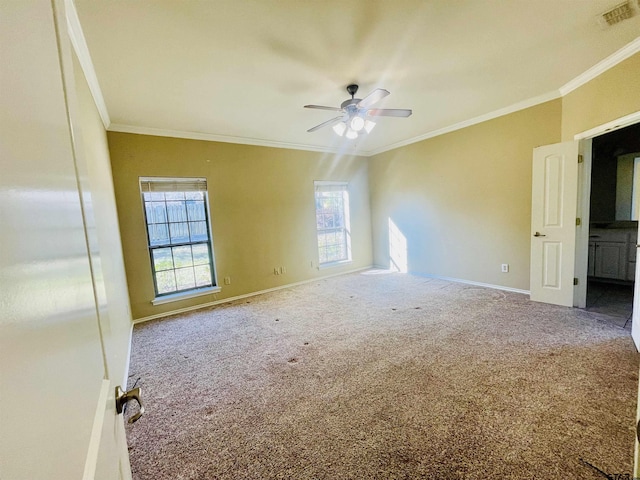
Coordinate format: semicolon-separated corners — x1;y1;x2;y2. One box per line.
0;2;132;479
530;141;580;307
60;1;135;478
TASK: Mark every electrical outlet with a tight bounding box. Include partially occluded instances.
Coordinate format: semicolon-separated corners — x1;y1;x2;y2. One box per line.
501;264;509;273
224;276;231;285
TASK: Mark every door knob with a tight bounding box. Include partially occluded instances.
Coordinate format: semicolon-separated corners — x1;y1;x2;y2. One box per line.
115;386;144;423
533;232;546;237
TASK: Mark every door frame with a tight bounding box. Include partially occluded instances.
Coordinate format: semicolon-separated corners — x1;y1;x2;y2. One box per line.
573;111;640;308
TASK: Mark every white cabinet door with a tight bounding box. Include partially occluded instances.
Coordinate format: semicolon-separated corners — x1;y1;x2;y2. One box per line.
594;242;626;279
629;237;637;281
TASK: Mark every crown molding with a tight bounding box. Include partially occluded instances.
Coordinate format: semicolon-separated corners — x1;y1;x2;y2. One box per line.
64;0;110;129
362;90;562;157
110;91;562;158
366;37;640;156
108;124;366;156
559;36;640;96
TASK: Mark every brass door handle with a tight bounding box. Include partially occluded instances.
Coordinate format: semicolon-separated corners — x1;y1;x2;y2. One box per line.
533;232;546;237
115;386;145;423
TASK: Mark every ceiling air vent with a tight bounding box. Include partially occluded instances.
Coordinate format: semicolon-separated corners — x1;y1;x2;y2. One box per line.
597;0;638;27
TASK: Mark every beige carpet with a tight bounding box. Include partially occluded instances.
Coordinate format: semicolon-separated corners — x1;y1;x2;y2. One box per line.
125;271;638;479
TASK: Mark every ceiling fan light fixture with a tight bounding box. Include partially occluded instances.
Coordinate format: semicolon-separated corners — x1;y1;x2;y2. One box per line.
350;115;366;132
364;120;376;133
345;128;358;140
332;122;347;136
305;85;412;138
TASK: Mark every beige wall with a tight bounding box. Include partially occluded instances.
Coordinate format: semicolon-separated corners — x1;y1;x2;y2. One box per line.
368;52;640;292
562;52;640;140
108;133;373;319
369;100;562;291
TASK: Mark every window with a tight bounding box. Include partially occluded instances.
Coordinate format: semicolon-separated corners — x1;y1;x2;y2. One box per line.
314;182;351;266
141;177;216;298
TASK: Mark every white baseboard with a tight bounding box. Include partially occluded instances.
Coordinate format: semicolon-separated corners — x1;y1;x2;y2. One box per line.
133;265;373;325
413;272;530;295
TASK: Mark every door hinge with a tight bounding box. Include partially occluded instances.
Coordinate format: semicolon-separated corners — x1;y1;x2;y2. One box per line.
578;154;584;164
576;217;581;226
573;277;579;286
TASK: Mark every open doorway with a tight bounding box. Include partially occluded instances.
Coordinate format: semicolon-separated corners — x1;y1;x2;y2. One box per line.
585;122;640;328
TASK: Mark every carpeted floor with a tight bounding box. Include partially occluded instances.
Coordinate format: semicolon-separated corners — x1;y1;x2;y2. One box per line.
125;271;639;479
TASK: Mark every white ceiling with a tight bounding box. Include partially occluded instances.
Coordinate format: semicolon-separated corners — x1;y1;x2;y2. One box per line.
74;0;640;156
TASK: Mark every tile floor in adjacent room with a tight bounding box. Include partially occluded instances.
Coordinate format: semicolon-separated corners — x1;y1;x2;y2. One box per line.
586;280;634;329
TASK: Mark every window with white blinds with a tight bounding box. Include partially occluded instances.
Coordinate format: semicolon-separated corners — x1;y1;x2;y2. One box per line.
140;177;216;297
314;181;352;265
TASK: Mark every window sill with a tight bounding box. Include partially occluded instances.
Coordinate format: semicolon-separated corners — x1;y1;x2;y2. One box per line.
152;286;221;306
318;259;352;270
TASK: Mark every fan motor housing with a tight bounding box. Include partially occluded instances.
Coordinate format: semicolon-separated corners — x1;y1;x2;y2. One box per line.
341;98;361;110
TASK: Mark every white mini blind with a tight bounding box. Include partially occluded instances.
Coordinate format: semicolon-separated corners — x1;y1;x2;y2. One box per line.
314;181;348;192
140;177;207;192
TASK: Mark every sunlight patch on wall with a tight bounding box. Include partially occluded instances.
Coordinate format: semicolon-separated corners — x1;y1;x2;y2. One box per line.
388;218;408;273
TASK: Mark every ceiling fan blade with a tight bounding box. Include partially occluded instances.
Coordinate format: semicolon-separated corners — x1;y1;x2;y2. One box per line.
357;89;390;109
307;116;344;133
367;108;412;117
304;105;343;112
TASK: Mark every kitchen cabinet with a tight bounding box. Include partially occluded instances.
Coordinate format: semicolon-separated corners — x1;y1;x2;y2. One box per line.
588;228;637;282
592;241;626;279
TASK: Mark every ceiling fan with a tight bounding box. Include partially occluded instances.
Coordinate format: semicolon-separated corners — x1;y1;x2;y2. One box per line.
304;84;412;139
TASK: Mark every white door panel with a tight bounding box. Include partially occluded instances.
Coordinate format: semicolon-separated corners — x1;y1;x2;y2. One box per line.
0;2;108;478
0;2;133;479
530;141;579;307
60;1;135;477
542;241;562;288
94;382;132;480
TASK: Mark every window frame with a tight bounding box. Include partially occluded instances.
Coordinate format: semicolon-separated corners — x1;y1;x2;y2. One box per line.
314;181;352;267
140;177;219;303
